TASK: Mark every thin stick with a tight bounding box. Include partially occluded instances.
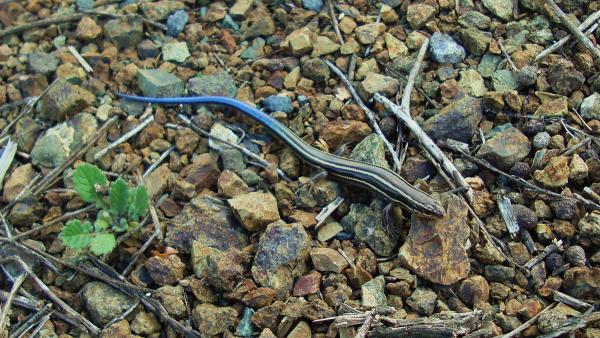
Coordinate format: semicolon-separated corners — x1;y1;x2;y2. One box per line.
0;273;26;335
8;304;50;338
0;138;17;189
561;137;591;156
524;240;562;270
0;80;57;141
552;290;592;310
11;205;95;241
0;13;86;38
0;257;100;335
327;0;344;44
535;9;600;62
143;146;174;178
94;115;154;160
374;93;473;202
67;46;93;73
0;98;34;114
364;4;382;57
175;116;291;180
324;60;402;170
24;312;51;338
2;239;153;293
355;314;373;338
122;201;161;276
498;195;519;238
544;0;600;60
497;303;557;338
400;40;428;111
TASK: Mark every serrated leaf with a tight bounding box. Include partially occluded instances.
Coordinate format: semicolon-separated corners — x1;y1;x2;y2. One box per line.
109;178;129;217
73;164;108;206
128;185;149;220
90;233;116;255
94;210;112;231
60;220;94;249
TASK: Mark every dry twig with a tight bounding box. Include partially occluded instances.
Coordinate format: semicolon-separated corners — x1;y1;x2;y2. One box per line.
0;273;26;336
535;9;600;62
324;60;402;170
544;0;600;60
94;116;154;160
0;256;100;335
497;303;556;338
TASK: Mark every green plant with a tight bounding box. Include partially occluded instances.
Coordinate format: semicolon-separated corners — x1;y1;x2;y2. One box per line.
60;163;149;255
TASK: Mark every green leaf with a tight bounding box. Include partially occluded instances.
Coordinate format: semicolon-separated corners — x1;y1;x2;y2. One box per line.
73;164;108;206
60;220;94;249
113;217;129;233
94;210;112;231
90;233;116;255
109;178;129;217
128;185;149;220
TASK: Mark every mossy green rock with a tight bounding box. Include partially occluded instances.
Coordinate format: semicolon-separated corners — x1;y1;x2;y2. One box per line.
137;69;184;97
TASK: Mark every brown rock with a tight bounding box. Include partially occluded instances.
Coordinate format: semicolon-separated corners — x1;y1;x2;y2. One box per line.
144;255;185;286
192;303;238;336
131;311;161;335
287;321;311;338
562;267;600;298
534;156;570;188
407;4;436;29
319;120;371;150
207;248;249;291
2;164;37;203
0;44;12;62
354;23;386;44
242;287;277;308
228;192;280;231
398;193;470;285
310;247;349;273
76;16;102;40
182;153;221;191
145;163;171;198
101;320;130;338
217;169;248;198
457;275;490;306
175;127;200;154
252;301;285;331
293;271;322;296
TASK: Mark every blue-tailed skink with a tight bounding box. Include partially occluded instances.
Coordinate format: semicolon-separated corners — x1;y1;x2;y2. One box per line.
118;94;445;218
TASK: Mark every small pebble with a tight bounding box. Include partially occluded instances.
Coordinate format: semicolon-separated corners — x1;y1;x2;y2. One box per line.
564;245;586;267
532;132;551;149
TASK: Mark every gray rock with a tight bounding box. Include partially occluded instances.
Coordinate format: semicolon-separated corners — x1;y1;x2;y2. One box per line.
429;32;465;64
81;282;137;326
187;69;238;97
349;134;389;169
262;95;293;113
302;0;323;12
137;39;161;59
31;122;74;168
240;38;265;60
406;287;437;315
484;264;516;282
251;220;311;299
301;58;330;83
341;200;394;257
482;0;513;20
166;196;248;254
162;41;190;63
166;10;188;37
221;148;246;174
477;127;531;170
137;69;184;98
580;92;600;119
37;79;95;121
421;96;483;143
533;132;551;149
28;52;58;75
361;275;387;307
492;69;519;91
104;16;144;50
